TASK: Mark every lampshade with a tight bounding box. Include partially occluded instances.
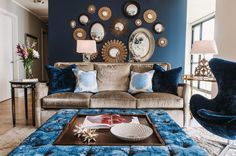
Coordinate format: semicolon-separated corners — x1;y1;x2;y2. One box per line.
190;40;218;54
76;40;97;54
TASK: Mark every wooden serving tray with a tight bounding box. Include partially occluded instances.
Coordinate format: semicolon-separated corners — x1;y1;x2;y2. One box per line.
53;114;165;146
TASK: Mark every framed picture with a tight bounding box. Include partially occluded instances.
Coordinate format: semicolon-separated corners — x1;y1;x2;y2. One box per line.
25;34;38;51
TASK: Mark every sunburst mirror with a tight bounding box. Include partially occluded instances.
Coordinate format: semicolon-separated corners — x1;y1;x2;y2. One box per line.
111;18;128;36
101;40;128;63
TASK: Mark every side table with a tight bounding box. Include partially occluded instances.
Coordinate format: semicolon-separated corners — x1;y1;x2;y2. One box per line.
10;80;38;126
183;75;216;96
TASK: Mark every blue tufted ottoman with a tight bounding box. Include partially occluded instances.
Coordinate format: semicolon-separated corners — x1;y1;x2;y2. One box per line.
9;109;208;156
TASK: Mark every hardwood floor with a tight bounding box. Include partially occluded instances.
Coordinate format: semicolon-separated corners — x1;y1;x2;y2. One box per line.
0;96;33;135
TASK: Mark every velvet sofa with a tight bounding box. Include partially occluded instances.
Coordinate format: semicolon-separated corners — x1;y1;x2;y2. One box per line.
35;62;190;127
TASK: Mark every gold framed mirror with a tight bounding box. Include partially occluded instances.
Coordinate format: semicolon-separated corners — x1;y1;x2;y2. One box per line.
70;20;76;28
98;6;112;21
158;37;168;47
129;28;155;62
101;40;128;63
143;9;157;23
73;28;86;40
111;18;128;36
88;5;96;14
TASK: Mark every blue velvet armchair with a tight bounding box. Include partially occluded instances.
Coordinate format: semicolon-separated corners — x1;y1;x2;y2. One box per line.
190;58;236;140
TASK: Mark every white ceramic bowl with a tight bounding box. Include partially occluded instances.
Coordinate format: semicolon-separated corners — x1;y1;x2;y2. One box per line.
110;123;153;142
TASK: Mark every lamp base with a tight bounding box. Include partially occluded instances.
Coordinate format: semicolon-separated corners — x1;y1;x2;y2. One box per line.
194;58;213;77
83;54;91;62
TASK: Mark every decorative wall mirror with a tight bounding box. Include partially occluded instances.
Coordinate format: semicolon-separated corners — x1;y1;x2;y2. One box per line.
88;5;96;14
79;14;89;25
70;20;76;28
123;1;140;18
98;6;112;21
129;28;155;62
135;19;142;27
143;9;157;23
101;40;128;63
73;28;86;40
90;22;105;43
111;18;128;36
153;22;165;34
158;37;168;47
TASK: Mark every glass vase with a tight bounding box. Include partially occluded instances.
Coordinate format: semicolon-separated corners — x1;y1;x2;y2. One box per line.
25;64;33;79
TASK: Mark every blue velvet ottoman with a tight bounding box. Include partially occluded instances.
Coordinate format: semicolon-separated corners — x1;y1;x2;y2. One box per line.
9;109;208;156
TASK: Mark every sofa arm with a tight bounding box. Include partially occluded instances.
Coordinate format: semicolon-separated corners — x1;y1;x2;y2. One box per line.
177;83;190;127
35;82;48;127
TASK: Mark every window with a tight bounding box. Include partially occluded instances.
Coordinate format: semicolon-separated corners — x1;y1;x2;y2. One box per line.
191;17;215;92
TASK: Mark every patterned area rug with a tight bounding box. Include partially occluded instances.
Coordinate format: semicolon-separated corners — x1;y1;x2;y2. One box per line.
0;127;36;156
0;125;228;155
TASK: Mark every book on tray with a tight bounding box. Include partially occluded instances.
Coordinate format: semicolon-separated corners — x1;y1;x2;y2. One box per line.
82;114;139;129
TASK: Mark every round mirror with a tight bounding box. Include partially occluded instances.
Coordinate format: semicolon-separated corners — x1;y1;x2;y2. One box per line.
123;1;140;18
73;28;86;40
129;28;155;62
158;37;168;47
102;40;128;63
109;48;120;58
79;14;89;25
88;5;96;14
135;19;142;27
111;18;128;36
154;23;165;34
114;22;124;31
98;7;112;21
70;20;76;28
143;10;157;23
90;22;105;43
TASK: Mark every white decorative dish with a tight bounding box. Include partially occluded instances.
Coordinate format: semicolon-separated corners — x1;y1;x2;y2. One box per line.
110;123;153;142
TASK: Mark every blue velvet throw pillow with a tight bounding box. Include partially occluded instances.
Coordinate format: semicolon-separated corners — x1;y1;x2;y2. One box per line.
45;64;76;95
152;64;182;95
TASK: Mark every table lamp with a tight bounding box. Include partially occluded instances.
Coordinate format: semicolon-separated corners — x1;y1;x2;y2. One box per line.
190;40;218;77
76;40;97;62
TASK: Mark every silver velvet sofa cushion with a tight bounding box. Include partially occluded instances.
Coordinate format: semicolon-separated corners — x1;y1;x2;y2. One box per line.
135;92;183;109
42;92;92;109
95;64;131;92
90;91;136;108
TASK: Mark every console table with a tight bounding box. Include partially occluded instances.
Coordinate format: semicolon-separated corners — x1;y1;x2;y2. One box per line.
10;80;38;126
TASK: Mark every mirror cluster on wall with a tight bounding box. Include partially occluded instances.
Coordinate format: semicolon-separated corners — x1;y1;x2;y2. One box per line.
70;0;168;63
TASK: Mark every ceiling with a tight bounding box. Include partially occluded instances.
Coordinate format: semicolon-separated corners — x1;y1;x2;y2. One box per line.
13;0;48;22
13;0;216;24
187;0;216;23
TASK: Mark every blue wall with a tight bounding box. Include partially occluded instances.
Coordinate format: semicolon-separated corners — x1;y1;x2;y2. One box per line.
48;0;187;69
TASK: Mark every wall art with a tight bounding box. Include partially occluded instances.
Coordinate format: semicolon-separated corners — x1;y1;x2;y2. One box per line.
123;1;140;18
98;6;112;21
88;5;96;14
143;9;157;23
129;28;155;62
153;22;165;34
79;14;90;25
111;18;128;36
101;40;128;63
70;20;76;28
157;37;168;47
135;19;142;27
73;28;87;40
90;22;105;43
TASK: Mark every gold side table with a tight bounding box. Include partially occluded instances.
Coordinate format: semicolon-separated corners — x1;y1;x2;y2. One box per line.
183;75;216;96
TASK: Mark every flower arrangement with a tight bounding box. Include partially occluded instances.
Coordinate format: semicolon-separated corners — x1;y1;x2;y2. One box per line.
16;42;39;79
